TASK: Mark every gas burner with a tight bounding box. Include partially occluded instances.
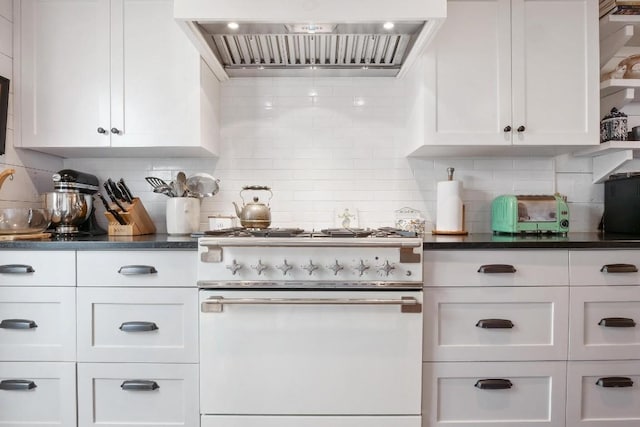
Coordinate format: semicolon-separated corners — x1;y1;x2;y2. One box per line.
248;228;305;237
204;227;248;236
319;228;374;238
375;227;419;238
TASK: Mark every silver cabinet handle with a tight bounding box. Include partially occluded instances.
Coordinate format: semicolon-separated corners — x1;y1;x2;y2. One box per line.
0;380;37;390
201;296;421;313
476;319;514;329
0;319;37;329
0;264;35;274
118;265;158;275
119;321;158;332
600;264;638;273
120;380;159;391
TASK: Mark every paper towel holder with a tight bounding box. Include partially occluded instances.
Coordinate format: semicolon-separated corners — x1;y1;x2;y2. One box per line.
432;167;469;236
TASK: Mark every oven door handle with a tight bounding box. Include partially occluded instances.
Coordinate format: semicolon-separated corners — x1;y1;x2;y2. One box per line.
201;296;421;313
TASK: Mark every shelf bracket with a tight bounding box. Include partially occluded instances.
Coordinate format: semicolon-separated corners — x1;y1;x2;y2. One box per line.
592;149;634;183
601;24;634;69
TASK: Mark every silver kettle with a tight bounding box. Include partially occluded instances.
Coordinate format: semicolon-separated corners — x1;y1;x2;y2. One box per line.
232;185;273;229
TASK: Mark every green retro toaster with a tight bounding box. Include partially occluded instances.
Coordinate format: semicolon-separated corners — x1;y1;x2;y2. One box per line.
491;194;569;234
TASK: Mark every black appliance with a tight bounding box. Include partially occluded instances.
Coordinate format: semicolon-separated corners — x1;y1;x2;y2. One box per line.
603;173;640;234
51;169;106;236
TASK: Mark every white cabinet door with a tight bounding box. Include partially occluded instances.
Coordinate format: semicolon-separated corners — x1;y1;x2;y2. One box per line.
511;0;599;146
0;287;76;361
77;362;198;427
567;361;640;427
18;0;111;149
110;0;202;149
77;250;197;287
420;0;598;151
423;361;567;427
0;251;75;286
569;286;640;360
77;287;198;363
423;286;569;362
0;362;76;426
423;0;512;146
570;250;640;286
423;250;569;287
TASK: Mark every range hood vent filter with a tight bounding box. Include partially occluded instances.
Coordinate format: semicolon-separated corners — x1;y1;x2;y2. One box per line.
211;33;411;70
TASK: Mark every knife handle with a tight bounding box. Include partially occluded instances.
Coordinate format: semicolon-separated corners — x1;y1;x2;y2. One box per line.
103;182;126;211
97;193;127;225
119;178;135;201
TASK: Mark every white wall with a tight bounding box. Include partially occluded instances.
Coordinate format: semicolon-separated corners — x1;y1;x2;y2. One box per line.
65;75;602;234
0;0;62;208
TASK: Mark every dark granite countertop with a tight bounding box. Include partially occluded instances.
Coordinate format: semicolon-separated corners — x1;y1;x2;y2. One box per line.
422;232;640;249
3;232;640;251
0;234;198;250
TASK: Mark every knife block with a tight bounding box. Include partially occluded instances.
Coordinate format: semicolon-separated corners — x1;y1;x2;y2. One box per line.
104;198;156;236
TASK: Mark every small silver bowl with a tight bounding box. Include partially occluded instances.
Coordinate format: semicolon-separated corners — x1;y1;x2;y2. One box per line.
0;208;52;235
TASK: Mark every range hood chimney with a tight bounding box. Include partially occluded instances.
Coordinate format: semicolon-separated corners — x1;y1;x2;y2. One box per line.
174;0;446;80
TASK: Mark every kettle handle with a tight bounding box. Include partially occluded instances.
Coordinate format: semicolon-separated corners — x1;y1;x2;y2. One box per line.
240;186;273;205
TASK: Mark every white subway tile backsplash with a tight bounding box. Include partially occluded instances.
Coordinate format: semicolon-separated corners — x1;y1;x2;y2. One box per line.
50;77;605;233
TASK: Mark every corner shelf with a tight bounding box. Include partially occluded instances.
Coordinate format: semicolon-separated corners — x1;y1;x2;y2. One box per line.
574;141;640;183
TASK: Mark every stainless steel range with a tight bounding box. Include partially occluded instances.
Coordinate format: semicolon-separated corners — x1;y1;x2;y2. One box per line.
197;228;424;427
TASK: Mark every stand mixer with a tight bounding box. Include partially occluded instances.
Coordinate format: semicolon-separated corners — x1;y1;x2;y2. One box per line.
44;169;106;236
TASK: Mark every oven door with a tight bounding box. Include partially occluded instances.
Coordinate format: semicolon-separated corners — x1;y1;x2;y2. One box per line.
199;289;423;417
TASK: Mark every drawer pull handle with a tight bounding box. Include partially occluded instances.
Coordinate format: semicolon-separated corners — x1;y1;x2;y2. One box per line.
119;321;159;332
121;380;160;391
600;263;638;273
0;380;37;390
476;319;514;329
0;319;38;329
117;265;158;275
0;264;35;274
596;377;634;388
477;264;516;274
474;379;513;390
599;317;636;328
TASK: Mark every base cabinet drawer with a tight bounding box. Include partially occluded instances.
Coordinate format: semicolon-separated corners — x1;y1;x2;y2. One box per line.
77;250;196;287
569;286;640;360
423;250;568;287
0;362;76;426
0;287;76;361
570;250;640;286
0;251;75;286
422;361;567;427
77;362;199;427
567;361;640;427
202;416;421;426
423;287;569;361
77;287;198;363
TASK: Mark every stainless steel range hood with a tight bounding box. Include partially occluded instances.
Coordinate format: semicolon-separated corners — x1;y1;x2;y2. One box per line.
174;0;446;80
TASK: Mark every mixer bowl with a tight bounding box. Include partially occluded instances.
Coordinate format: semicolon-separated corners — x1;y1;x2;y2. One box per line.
0;208;52;234
44;192;91;232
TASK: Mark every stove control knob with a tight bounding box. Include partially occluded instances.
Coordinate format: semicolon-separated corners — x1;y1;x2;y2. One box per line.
378;260;395;276
276;260;293;276
251;260;268;275
226;259;243;275
328;260;344;276
301;260;319;275
356;260;370;276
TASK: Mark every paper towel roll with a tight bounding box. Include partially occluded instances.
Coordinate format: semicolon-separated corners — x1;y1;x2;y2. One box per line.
436;180;464;232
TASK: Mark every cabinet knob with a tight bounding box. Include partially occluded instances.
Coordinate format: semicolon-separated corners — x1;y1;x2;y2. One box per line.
503;126;511;132
97;127;107;134
517;125;526;132
111;127;121;135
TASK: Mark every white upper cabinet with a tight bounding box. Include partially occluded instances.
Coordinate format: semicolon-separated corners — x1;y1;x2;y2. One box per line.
413;0;599;157
15;0;219;158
